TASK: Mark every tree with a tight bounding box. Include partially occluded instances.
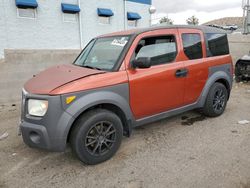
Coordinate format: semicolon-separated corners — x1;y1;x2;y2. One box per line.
159;17;174;25
186;15;199;25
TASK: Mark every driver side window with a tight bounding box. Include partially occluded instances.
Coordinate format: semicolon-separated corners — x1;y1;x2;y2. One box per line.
133;35;177;66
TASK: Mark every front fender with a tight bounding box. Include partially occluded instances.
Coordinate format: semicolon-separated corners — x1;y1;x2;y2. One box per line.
61;83;134;138
66;91;133;120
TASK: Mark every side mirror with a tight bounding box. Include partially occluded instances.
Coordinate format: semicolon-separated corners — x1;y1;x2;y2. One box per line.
131;57;151;69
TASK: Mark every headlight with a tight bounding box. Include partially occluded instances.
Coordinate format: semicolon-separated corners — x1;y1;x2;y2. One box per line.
28;99;48;117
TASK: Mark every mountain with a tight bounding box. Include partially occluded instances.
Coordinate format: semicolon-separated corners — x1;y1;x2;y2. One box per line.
203;17;244;28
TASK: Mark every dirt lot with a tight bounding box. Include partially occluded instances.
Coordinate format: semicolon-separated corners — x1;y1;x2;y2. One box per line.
0;81;250;188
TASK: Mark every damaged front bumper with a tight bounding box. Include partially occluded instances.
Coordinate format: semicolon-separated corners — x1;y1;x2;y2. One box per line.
19;89;75;152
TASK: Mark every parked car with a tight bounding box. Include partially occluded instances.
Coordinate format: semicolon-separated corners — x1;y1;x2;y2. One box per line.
222;25;238;31
207;24;222;29
20;26;233;165
235;52;250;82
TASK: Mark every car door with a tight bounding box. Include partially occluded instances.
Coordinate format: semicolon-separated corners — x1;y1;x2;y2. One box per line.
125;29;187;120
178;29;209;105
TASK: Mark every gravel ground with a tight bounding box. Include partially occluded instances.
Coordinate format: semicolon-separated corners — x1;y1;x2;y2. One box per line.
0;82;250;188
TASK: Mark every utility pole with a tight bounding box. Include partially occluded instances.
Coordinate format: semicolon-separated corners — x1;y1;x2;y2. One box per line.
243;0;250;34
78;0;83;49
124;0;127;30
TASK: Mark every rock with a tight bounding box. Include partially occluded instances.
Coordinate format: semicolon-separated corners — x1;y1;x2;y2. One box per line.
0;132;9;141
238;120;250;125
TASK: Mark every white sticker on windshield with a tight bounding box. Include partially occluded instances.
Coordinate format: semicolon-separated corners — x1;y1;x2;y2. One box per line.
111;37;128;47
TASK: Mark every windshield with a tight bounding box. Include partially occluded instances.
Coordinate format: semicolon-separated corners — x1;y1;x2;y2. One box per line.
74;36;130;71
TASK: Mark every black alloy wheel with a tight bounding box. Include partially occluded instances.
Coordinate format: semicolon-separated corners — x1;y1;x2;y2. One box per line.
70;109;123;165
85;121;116;156
203;82;228;117
212;88;226;113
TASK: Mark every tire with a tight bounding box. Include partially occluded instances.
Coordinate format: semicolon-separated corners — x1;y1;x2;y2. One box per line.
202;82;228;117
70;109;123;165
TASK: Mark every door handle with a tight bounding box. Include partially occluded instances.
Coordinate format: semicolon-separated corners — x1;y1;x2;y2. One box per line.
175;69;188;78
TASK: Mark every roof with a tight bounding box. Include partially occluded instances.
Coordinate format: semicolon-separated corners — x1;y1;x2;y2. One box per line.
100;25;227;38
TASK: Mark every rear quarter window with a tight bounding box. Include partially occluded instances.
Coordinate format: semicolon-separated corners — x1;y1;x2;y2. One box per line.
206;33;229;57
182;33;203;60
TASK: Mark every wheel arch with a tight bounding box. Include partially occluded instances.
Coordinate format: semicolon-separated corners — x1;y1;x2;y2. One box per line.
198;70;232;107
215;78;231;98
63;90;134;143
67;102;133;143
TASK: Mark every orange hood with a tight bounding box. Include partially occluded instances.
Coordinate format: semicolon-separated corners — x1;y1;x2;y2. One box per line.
24;64;105;95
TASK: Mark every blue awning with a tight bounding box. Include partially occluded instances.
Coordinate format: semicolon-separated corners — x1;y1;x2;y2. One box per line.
97;8;114;17
126;0;152;5
61;3;80;14
127;12;141;20
15;0;38;9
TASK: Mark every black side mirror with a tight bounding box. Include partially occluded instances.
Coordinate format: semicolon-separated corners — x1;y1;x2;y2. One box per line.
131;57;151;69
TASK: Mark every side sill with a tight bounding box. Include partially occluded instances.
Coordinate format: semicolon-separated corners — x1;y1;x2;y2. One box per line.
134;102;198;127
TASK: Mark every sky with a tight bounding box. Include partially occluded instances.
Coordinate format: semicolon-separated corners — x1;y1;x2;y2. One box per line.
152;0;244;24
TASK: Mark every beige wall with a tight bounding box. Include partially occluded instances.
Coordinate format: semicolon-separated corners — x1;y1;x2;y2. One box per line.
228;34;250;64
0;49;79;105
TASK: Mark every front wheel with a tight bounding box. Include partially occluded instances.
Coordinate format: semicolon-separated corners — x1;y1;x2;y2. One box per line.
70;109;123;165
202;82;228;117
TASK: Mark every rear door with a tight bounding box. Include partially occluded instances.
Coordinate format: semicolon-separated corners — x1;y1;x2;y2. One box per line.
178;29;209;105
125;29;186;120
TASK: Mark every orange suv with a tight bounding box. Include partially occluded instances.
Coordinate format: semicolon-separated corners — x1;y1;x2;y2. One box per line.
20;26;233;164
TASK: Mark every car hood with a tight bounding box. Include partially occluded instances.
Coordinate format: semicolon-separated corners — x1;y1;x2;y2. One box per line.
24;64;105;95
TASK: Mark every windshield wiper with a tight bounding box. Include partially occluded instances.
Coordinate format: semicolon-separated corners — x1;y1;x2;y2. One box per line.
82;65;102;70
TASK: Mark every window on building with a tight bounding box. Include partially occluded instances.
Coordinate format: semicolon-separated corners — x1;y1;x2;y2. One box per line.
61;3;80;23
127;12;141;28
98;17;111;25
17;8;36;19
133;35;177;66
182;33;203;60
206;33;229;57
97;8;113;25
128;20;137;27
15;0;38;19
63;13;78;22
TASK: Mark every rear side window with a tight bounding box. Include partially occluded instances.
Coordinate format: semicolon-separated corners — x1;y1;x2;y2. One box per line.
182;33;203;60
134;35;177;66
206;33;229;57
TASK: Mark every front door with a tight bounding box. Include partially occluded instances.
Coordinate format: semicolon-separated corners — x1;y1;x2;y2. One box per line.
125;29;187;120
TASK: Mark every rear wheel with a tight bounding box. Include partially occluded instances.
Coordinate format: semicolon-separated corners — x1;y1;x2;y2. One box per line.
202;82;228;117
70;109;123;165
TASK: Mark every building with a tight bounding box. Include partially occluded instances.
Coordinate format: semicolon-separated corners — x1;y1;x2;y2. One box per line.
0;0;152;59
